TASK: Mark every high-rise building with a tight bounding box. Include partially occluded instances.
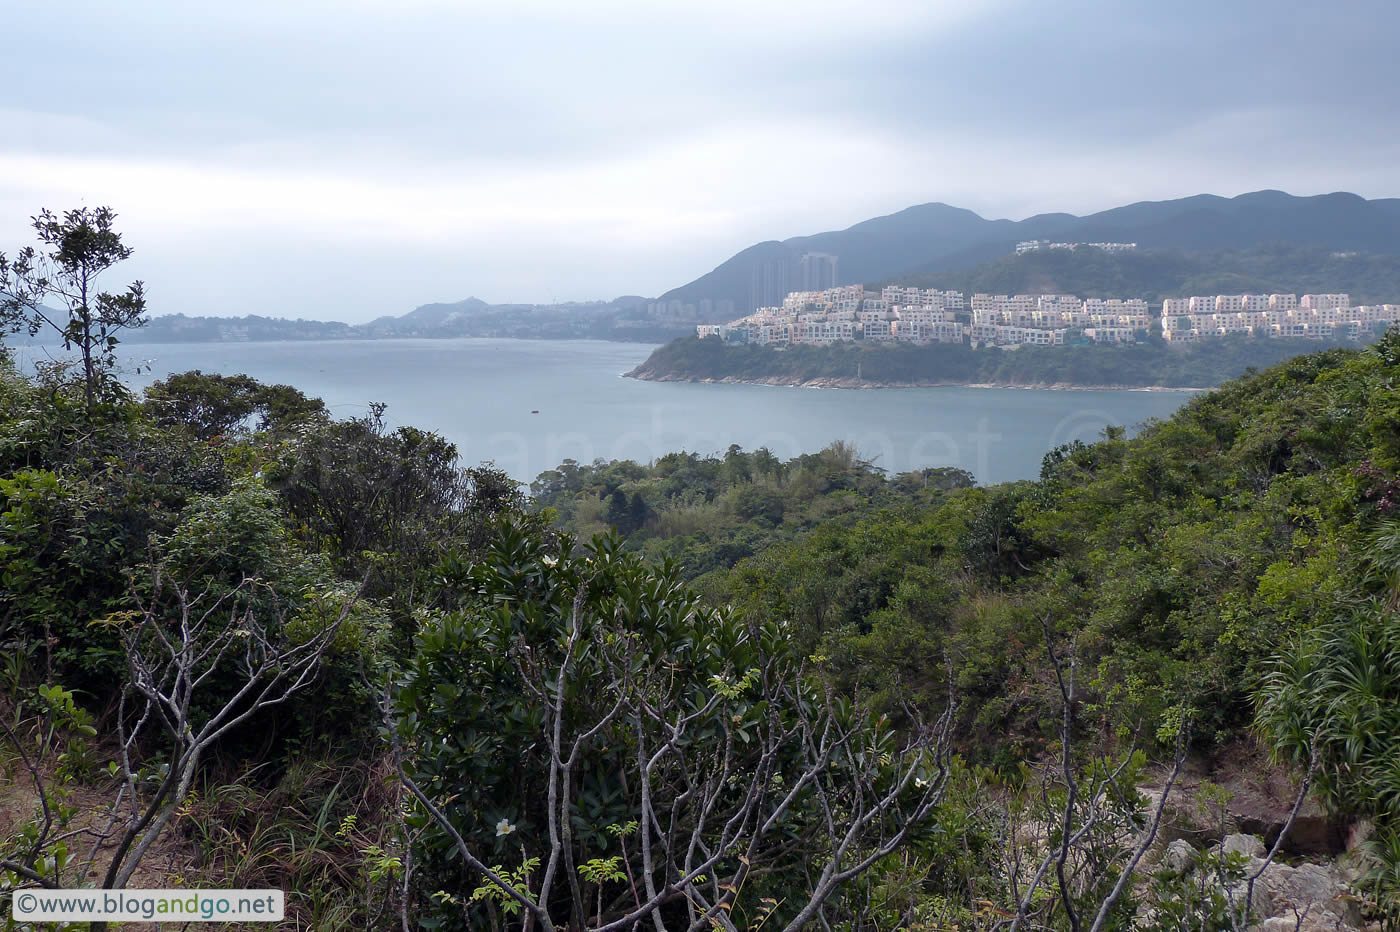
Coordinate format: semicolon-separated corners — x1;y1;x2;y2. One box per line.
749;258;790;313
798;252;839;291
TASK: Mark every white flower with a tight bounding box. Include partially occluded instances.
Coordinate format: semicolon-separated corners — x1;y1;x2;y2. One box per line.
496;819;516;837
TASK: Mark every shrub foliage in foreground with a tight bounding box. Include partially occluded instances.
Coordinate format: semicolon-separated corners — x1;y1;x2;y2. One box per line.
395;522;953;931
5;308;1400;923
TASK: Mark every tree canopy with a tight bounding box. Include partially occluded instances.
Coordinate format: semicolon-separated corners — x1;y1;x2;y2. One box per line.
0;207;147;409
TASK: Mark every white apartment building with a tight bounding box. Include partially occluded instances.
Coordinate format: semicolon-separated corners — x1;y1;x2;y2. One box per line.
967;292;1154;341
859;304;895;342
1358;304;1400;324
880;286;962;310
1088;299;1150;329
1161;328;1201;343
933;321;964;343
1083;327;1136;344
969;293;1147;340
797;320;854;345
1301;294;1350;310
711;287;1397;351
892;319;963;343
1158;294;1398;343
967;323;1066;347
1000;295;1036;320
893;305;953;324
884;305;963;344
1023;328;1067;346
881;286;918;306
709;285;974;347
1015;240;1137;255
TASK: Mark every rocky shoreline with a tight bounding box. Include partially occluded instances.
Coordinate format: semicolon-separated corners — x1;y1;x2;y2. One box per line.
625;369;1211;392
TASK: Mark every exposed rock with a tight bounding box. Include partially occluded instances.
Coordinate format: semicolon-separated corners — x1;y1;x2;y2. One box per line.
1239;860;1293;918
1162;839;1196;872
1291;863;1340;906
1250;913;1353;932
1224;833;1267;858
1236;858;1361;930
1130;748;1361;928
1138;739;1350;855
1252;918;1300;932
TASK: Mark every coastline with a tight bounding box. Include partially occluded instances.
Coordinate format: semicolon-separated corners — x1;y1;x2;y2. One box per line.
625;371;1211;392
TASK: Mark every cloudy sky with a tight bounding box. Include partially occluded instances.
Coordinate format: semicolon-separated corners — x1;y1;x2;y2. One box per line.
3;0;1397;322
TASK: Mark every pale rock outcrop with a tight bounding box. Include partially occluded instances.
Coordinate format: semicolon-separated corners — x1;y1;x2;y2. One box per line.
1161;835;1364;931
1224;832;1267;858
1162;838;1196;873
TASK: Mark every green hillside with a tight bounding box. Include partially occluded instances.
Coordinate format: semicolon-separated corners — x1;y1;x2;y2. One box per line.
895;244;1400;305
660;192;1400;314
552;338;1400;735
6;334;1400;924
628;332;1372;388
545;338;1400;918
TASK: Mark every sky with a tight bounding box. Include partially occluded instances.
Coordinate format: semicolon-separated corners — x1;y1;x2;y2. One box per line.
3;0;1398;323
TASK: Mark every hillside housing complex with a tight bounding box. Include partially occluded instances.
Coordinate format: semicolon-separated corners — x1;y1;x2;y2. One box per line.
697;286;965;347
1014;240;1138;255
1160;294;1400;343
696;287;1400;349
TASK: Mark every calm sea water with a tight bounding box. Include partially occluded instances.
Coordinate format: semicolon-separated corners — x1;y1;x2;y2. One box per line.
12;339;1196;486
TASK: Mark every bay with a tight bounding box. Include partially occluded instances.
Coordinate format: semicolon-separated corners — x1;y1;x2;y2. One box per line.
11;338;1196;486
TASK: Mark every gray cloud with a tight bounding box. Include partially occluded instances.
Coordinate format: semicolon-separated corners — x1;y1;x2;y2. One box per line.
2;0;1396;322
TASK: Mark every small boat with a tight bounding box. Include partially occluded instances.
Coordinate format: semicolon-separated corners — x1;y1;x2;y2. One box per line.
531;409;540;414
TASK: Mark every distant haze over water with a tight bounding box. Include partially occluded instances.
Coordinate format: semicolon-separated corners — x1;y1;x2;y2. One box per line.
12;339;1195;486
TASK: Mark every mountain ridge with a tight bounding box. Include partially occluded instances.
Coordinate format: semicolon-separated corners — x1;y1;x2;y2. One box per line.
659;190;1400;317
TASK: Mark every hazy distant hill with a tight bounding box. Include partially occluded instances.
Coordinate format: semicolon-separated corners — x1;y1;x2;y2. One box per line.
363;296;498;329
890;244;1400;305
120;313;356;343
660;190;1400;315
122;296;689;344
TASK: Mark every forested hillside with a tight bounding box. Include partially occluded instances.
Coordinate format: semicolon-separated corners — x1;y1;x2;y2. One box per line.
5;331;1400;926
553;337;1400;922
660;192;1400;314
628;332;1358;388
556;340;1400;733
896;244;1400;305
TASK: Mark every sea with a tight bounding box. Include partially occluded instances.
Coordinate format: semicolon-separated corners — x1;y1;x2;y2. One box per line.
10;338;1197;487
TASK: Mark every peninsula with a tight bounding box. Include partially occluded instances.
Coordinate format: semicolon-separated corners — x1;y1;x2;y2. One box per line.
629;284;1398;390
626;333;1361;390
